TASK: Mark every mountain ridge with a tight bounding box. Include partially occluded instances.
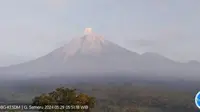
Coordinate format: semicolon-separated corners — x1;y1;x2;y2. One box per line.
0;33;199;79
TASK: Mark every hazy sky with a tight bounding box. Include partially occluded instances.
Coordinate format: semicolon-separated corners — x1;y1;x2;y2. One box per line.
0;0;200;62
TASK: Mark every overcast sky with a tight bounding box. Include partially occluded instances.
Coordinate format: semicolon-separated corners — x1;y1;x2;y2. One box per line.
0;0;200;62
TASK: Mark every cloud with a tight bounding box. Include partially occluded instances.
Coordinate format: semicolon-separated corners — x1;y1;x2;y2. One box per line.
126;27;182;48
125;25;200;61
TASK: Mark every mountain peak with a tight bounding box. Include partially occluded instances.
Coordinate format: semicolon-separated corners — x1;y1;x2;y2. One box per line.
83;28;104;42
83;33;105;43
61;32;106;59
84;28;92;35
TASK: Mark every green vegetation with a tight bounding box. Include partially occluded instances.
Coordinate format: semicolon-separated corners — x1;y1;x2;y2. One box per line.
32;87;95;112
0;78;199;112
85;83;197;112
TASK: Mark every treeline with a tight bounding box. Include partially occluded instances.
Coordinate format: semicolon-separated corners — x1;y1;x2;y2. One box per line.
1;81;199;112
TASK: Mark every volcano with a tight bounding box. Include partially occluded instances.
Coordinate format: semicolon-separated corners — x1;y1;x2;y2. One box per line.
0;30;140;75
0;29;200;79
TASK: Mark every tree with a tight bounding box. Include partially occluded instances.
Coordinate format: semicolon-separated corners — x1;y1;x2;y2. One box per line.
32;87;96;112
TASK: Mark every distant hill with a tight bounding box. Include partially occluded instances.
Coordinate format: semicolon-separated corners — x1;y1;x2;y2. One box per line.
0;53;32;67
